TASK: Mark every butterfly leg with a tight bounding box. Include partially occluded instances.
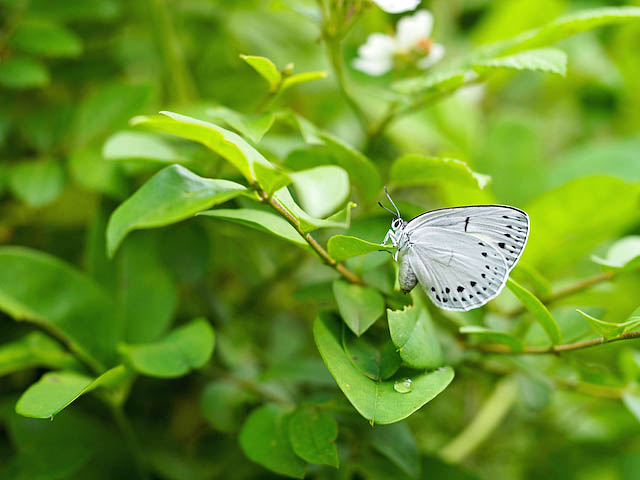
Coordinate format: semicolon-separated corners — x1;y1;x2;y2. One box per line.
382;229;393;245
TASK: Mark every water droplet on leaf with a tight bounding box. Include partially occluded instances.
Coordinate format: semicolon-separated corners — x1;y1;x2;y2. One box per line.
394;378;412;393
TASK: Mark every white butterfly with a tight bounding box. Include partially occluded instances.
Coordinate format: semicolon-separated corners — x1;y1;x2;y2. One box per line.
380;189;529;311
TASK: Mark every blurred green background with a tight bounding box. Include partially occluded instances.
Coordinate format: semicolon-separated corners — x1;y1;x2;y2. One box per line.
1;0;640;479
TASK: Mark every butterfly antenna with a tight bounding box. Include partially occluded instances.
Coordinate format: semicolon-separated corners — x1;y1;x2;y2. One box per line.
377;201;397;216
384;186;401;218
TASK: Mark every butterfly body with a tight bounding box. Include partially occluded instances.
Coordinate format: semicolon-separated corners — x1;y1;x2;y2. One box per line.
382;203;529;312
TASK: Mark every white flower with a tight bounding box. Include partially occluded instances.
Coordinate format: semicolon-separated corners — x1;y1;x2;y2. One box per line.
371;0;421;14
353;10;445;76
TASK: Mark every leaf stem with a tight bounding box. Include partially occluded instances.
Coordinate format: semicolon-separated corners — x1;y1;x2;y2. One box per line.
467;330;640;355
439;376;518;463
260;191;362;284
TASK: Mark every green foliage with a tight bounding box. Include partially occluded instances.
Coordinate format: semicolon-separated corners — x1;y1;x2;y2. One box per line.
2;1;640;478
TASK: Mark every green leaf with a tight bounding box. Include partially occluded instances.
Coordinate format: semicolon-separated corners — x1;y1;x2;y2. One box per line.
106;164;245;257
287;407;339;468
623;392;640;423
314;312;455;424
506;278;561;345
290;166;349;218
208;107;276;143
8;159;65;207
281;110;324;145
320;133;382;205
10;21;82;58
576;310;640;341
15;366;127;418
0;246;118;368
198;208;307;246
333;280;385;336
523;177;640;274
117;234;178;342
253;162;292;196
390;155;490;190
0;56;50;89
119;318;215;378
281;71;327;93
240;54;282;91
472;48;567;76
201;381;255;433
343;330;401;380
68;147;128;199
459;326;525;352
391;68;477;96
74;82;153;147
328;235;395;262
370;423;420;478
387;305;443;369
273;186;355;233
102;131;185;165
239;404;307;478
592;236;640;272
132;111;273;181
480;7;640;57
0;332;80;377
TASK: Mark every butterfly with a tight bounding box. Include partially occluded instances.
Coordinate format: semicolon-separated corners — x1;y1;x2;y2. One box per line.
379;188;529;312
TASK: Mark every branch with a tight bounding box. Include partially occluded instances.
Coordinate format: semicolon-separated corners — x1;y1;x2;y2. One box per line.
259;191;362;284
505;271;616;317
467;330;640;355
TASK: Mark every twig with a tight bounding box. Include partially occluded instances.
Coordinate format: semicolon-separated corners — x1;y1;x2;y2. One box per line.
466;330;640;355
110;404;150;480
505;271;616;317
262;191;362;284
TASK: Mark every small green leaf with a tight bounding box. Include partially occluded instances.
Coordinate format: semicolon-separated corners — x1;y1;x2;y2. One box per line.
287;407;339;468
281;71;327;93
343;330;401;380
201;381;256;433
106;164;245;257
459;326;525;352
281;110;324;145
370;423;420;478
208;107;276;143
0;332;80;377
333;280;385;336
239;404;307;478
198;208;307;246
68;147;128;199
253;162;292;196
592;236;640;272
10;21;82;58
15;366;127;419
8;159;65;207
290;166;349;218
0;246;118;368
328;235;395;262
473;48;567;76
119;318;215;378
103;131;184;165
387;305;443;369
240;54;282;91
314;312;455;424
506;278;561;345
576;310;640;341
0;57;50;89
131;111;273;181
390;155;490;190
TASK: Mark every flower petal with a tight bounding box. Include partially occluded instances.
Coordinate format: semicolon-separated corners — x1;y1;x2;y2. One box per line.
417;42;445;69
357;33;396;61
353;57;393;76
372;0;421;14
396;10;434;51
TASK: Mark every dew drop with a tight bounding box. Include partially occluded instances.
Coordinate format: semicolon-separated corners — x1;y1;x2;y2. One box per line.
394;378;413;393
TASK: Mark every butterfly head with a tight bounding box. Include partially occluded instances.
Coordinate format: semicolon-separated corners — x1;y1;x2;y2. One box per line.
391;217;405;231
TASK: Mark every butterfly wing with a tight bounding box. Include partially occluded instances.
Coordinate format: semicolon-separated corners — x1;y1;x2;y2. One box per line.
401;226;509;311
404;205;529;272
